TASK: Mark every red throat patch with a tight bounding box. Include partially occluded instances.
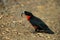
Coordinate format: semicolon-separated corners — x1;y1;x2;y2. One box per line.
26;16;31;20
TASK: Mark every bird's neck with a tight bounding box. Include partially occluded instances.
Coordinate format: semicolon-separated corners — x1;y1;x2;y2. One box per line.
26;15;31;20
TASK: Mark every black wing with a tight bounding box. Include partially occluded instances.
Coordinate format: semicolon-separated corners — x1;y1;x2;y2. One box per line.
30;16;49;30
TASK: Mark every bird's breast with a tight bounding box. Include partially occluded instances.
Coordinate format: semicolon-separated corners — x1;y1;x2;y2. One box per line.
26;16;31;20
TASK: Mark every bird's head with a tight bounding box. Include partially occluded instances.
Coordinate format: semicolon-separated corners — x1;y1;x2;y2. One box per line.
21;11;33;17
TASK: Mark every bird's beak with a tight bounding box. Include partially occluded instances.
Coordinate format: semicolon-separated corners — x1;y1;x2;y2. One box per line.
21;11;24;17
21;13;23;17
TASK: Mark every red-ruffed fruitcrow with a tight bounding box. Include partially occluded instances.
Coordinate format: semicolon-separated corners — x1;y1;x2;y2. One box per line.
21;11;54;34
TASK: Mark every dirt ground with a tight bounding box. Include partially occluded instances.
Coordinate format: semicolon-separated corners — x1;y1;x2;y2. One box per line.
0;0;60;40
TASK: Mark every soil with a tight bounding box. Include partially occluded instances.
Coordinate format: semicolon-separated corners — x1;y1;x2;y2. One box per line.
0;0;60;40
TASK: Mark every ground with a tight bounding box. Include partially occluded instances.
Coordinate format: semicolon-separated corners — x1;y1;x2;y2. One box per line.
0;0;60;40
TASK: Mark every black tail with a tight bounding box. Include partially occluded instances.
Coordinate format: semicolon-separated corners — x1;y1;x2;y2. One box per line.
33;16;54;34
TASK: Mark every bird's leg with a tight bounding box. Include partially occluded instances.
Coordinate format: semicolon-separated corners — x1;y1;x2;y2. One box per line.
31;29;38;33
35;29;37;32
35;29;40;32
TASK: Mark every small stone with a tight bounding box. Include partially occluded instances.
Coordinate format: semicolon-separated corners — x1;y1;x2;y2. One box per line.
47;36;51;39
1;25;4;28
5;28;10;32
12;21;16;23
18;32;21;36
53;38;56;40
37;6;45;10
21;4;24;7
5;37;10;40
14;31;18;34
37;33;44;37
2;32;5;35
18;32;21;34
2;31;7;35
18;20;23;23
0;15;3;19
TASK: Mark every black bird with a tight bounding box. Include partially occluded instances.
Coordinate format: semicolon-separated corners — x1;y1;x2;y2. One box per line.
21;11;54;34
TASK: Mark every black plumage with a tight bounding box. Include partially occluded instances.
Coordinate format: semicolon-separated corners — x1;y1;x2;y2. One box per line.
22;11;54;34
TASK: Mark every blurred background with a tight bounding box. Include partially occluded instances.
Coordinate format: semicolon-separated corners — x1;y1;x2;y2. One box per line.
0;0;60;40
